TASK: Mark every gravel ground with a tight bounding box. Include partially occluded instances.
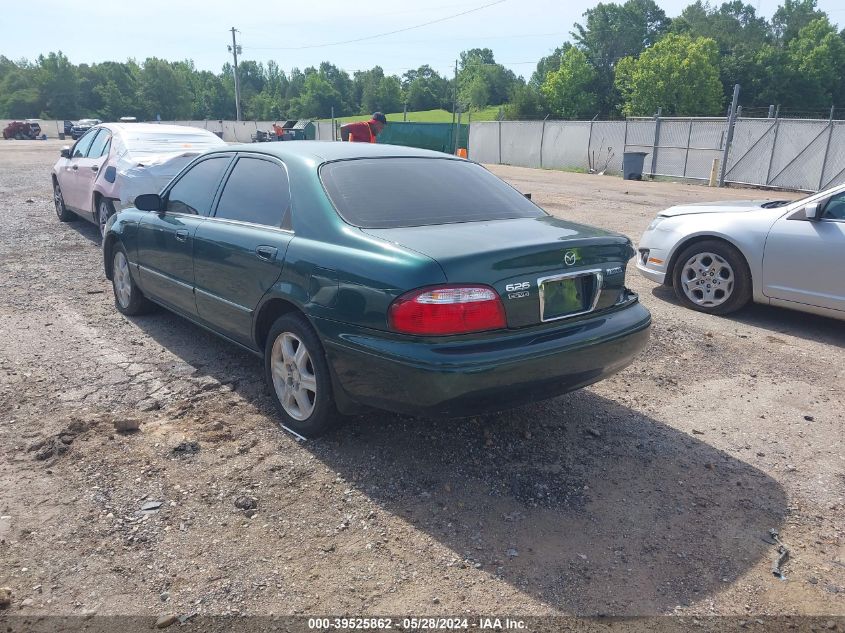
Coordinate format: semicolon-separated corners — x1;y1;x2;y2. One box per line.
0;140;843;621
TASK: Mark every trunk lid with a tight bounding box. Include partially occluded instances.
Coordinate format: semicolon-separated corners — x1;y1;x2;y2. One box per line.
364;216;634;327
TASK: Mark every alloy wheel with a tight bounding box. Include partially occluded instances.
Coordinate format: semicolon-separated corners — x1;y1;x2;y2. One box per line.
680;252;735;308
98;200;111;237
113;251;132;309
270;332;317;421
54;184;64;219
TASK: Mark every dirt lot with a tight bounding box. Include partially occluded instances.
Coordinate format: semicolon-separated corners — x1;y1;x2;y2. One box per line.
0;140;843;621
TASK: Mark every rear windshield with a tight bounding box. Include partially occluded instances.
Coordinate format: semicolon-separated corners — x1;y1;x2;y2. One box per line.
122;131;224;156
320;158;545;228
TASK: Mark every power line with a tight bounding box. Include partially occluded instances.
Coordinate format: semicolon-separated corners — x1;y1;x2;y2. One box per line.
248;31;568;48
239;1;495;34
242;0;508;51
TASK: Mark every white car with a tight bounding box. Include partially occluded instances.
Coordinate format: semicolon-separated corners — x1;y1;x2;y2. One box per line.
637;183;845;320
52;123;226;236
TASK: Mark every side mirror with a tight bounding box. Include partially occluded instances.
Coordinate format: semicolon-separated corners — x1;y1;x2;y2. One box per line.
803;202;822;221
134;193;162;212
60;146;71;158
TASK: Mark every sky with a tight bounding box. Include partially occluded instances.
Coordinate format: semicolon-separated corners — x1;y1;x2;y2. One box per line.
5;0;844;80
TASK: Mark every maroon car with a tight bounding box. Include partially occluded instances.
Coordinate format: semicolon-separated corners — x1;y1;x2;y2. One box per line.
3;120;41;140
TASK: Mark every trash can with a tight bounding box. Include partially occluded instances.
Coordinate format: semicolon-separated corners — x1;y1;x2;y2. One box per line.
291;119;315;140
622;151;648;180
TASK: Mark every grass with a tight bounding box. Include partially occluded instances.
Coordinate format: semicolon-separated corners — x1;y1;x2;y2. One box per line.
318;106;502;124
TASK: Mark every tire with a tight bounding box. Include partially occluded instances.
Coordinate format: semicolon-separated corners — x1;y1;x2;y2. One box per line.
111;244;153;316
264;313;341;438
672;239;751;315
97;198;116;237
53;181;76;222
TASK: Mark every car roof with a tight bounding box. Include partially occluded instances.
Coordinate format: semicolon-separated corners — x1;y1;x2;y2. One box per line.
216;141;460;164
99;122;218;136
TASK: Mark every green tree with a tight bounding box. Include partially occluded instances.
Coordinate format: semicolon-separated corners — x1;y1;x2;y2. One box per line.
457;48;518;107
190;70;231;119
402;65;450;111
773;0;825;43
317;62;354;114
89;61;139;120
138;58;192;119
36;52;78;118
785;17;845;108
289;73;341;118
672;2;771;107
541;48;598;119
530;43;573;88
573;0;670;116
285;67;306;104
615;33;723;116
503;83;544;119
354;66;403;114
467;76;490;109
0;61;39;118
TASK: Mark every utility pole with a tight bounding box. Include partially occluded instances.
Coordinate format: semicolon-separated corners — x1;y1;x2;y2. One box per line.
452;59;458;127
452;59;458;153
228;27;242;122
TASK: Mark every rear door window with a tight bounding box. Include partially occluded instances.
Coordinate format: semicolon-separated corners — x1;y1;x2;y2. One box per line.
213;157;290;228
87;129;111;158
165;156;231;216
72;129;98;158
320;158;545;228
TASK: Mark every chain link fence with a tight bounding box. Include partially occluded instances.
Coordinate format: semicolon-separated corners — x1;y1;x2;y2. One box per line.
12;114;843;192
469;114;845;192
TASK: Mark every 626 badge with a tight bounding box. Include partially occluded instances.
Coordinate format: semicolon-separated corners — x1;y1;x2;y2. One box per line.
505;280;530;300
505;281;530;292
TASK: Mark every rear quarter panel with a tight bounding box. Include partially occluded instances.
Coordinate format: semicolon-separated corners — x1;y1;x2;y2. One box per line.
104;209;144;278
271;230;446;331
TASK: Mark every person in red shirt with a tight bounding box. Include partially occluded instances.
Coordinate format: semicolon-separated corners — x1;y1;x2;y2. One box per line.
340;112;387;142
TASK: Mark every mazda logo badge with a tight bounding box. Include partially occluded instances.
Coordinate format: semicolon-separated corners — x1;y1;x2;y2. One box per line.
564;250;577;266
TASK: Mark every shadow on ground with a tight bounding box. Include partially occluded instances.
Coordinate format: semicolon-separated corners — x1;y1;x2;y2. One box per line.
65;215;101;245
314;396;787;615
651;284;845;349
127;306;787;615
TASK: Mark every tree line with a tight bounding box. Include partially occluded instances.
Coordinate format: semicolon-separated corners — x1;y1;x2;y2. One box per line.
1;0;843;122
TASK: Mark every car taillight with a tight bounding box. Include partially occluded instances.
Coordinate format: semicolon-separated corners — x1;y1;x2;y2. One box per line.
389;285;506;336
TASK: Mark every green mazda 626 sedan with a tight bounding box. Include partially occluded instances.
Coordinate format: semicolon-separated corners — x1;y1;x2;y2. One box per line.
102;142;651;437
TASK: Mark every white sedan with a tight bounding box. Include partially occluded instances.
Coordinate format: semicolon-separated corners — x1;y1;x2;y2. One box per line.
636;183;845;320
51;123;226;236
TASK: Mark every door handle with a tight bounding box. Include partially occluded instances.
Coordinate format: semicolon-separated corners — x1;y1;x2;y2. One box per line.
175;230;189;243
71;165;78;170
91;165;99;172
255;245;278;261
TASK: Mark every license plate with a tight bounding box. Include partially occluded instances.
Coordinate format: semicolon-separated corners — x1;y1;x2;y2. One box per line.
539;272;600;321
541;278;585;320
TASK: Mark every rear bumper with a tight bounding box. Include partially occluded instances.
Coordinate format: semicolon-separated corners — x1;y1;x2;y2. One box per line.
316;300;651;417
